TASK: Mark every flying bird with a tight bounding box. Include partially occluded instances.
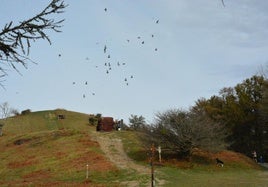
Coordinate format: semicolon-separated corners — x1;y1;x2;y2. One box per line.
104;45;107;53
104;8;107;12
155;48;158;51
127;39;130;42
108;54;110;58
142;41;145;44
83;94;86;98
221;0;225;7
151;34;154;38
130;75;133;79
58;54;61;57
156;20;159;24
85;81;88;85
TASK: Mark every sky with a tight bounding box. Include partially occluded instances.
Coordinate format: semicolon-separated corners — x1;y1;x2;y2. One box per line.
1;0;268;124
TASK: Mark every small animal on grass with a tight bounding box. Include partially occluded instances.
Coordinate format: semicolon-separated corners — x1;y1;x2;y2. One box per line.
216;158;224;167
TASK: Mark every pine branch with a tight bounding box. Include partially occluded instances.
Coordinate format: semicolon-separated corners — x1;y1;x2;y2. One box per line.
0;0;67;80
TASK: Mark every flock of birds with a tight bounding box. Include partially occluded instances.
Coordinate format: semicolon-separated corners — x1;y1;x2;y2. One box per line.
59;7;160;99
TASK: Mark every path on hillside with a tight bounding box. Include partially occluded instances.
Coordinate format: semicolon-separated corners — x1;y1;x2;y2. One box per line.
90;131;165;186
91;131;149;173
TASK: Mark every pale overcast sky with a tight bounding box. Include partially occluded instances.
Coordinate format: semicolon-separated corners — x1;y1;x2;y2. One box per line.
1;0;268;123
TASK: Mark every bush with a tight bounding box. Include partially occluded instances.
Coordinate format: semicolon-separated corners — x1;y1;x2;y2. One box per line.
21;109;31;115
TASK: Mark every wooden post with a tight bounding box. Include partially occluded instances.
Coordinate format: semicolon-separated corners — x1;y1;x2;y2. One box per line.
151;144;155;187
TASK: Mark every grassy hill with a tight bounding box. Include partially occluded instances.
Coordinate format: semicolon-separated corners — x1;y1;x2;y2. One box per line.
0;109;267;186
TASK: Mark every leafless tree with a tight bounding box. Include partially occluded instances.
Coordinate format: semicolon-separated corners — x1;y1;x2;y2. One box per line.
142;109;228;159
0;102;12;119
0;0;67;83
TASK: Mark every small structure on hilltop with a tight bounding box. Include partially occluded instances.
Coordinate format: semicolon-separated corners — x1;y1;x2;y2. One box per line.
57;114;65;120
0;123;4;136
96;117;115;132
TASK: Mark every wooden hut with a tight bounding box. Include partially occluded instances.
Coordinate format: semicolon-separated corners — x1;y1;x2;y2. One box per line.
96;117;115;131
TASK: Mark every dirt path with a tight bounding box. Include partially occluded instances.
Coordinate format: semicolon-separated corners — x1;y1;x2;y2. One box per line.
91;131;149;173
90;131;165;186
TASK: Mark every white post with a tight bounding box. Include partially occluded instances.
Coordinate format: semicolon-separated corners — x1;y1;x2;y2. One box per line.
86;163;89;179
158;146;161;163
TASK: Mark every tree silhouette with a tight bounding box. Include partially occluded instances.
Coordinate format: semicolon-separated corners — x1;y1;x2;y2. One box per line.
0;0;67;82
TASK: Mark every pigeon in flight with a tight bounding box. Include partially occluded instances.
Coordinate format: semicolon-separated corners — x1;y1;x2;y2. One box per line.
104;8;107;12
156;20;159;24
104;45;107;53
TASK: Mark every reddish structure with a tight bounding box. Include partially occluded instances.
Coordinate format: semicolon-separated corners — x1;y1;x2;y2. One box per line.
96;117;115;131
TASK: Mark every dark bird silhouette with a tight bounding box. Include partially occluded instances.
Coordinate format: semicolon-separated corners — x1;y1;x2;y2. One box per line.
117;62;120;66
108;54;110;58
124;78;127;82
142;41;145;44
104;8;107;12
85;81;88;85
130;75;133;79
105;63;107;66
221;0;225;7
58;54;61;57
137;36;141;39
92;92;95;96
156;20;159;24
122;63;126;65
104;45;107;53
72;82;75;85
127;39;130;42
106;70;109;74
155;48;158;51
151;34;154;37
83;94;86;98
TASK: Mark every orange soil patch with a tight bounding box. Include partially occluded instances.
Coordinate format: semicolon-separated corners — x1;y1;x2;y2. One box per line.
67;151;116;172
8;159;38;169
23;169;51;180
162;149;259;169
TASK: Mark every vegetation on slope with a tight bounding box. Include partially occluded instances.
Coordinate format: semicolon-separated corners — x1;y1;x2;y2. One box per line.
0;109;267;186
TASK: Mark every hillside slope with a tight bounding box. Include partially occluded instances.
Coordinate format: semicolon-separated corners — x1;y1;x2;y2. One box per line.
0;109;266;186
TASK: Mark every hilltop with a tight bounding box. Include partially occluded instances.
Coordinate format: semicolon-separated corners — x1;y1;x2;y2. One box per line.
0;109;266;186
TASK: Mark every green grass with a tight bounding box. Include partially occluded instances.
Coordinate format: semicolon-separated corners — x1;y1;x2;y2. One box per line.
158;166;268;187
